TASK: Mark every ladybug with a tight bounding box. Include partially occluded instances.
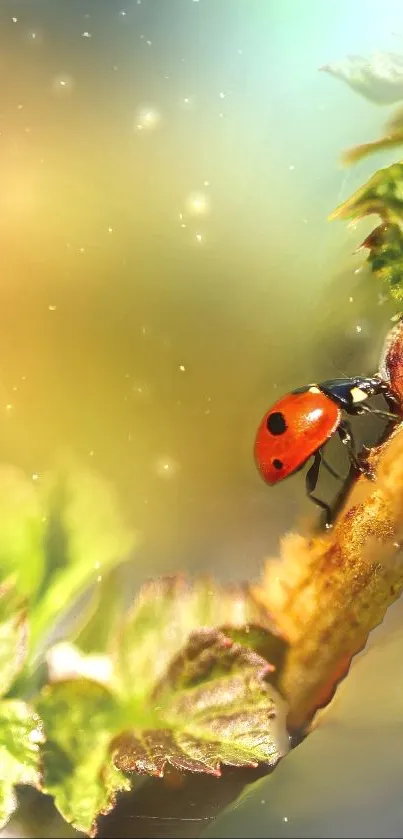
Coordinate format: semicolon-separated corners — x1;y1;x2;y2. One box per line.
254;375;400;525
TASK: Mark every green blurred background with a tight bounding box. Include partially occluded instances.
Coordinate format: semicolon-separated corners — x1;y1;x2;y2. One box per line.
2;0;403;837
1;0;402;580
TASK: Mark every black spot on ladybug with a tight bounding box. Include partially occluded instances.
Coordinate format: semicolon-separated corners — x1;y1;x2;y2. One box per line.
267;412;287;436
272;458;283;470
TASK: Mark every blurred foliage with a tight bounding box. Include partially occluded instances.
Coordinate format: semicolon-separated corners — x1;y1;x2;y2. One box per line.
326;51;403;302
0;582;28;696
0;467;46;600
341;119;403;166
0;464;136;671
0;584;43;829
0;463;137;834
359;222;403;302
0;467;288;837
321;52;403;104
330;162;403;225
30;466;136;657
330;164;403;300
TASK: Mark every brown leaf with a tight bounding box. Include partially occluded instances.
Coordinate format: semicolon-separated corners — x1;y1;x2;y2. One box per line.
111;575;285;700
111;628;289;778
112;729;222;777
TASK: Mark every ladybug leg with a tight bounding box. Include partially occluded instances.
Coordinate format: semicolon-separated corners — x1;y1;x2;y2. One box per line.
338;420;359;468
320;453;344;481
356;403;400;422
305;451;333;527
338;420;374;479
377;381;401;413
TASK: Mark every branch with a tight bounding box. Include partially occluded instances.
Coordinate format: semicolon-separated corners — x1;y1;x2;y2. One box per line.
253;320;403;730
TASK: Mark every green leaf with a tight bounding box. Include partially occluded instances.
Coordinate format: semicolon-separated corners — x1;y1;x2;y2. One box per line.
74;567;125;655
0;466;45;600
112;576;285;701
29;466;137;656
36;679;130;837
329;159;403;301
320;52;403;104
37;578;288;835
0;463;137;667
0;582;28;697
112;628;289;778
359;222;403;301
0;699;44;830
330;162;403;225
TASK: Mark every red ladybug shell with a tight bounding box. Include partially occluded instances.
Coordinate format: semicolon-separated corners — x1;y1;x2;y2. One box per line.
254;388;341;484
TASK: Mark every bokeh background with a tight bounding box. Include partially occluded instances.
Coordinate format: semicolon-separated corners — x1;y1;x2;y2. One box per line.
2;0;403;837
2;0;403;586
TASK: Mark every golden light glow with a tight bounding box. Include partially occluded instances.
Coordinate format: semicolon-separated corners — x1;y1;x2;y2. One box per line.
135;106;161;131
52;74;74;93
185;191;210;216
155;458;179;478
